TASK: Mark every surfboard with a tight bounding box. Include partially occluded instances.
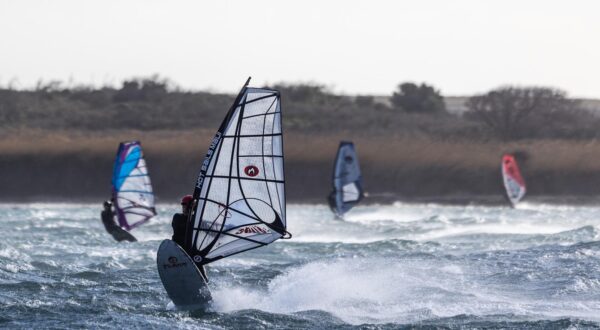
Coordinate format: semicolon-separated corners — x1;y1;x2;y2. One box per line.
108;224;137;242
501;154;526;207
328;141;364;218
101;209;137;242
156;239;212;309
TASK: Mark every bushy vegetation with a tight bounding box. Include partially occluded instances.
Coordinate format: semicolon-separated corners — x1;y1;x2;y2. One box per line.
2;77;600;201
464;86;598;140
1;77;597;141
391;82;446;114
0;78;232;131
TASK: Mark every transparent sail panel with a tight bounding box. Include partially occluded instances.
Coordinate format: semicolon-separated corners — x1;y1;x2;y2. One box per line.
342;183;360;202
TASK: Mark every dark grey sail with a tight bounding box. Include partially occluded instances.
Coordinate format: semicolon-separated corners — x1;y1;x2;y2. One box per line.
185;77;290;266
328;141;364;217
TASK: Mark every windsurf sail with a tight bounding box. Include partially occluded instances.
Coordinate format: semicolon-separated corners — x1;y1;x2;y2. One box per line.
501;154;526;206
328;141;364;217
111;141;156;230
185;77;289;266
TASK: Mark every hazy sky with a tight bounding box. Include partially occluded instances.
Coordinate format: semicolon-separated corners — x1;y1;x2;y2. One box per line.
1;0;599;97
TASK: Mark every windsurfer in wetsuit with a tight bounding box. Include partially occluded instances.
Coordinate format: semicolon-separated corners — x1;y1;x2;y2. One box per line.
327;191;336;210
101;200;137;242
171;195;192;248
172;194;208;281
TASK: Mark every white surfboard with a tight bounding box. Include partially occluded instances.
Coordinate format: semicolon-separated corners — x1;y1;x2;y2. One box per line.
156;239;212;309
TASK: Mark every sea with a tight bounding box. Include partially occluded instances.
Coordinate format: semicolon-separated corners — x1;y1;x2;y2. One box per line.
1;202;600;329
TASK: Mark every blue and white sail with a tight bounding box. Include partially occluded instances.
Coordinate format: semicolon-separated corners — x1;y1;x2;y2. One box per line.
186;78;289;266
111;141;156;230
328;141;364;217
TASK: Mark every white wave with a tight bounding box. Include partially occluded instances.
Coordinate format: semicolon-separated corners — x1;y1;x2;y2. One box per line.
3;202;600;325
211;257;600;324
284;204;600;246
412;223;576;241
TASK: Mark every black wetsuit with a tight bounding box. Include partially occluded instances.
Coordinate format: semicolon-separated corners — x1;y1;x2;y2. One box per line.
101;209;137;242
171;212;209;282
327;191;336;213
171;213;188;248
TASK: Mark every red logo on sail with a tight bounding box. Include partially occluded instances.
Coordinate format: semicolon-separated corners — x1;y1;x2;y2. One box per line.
244;165;259;177
235;225;270;235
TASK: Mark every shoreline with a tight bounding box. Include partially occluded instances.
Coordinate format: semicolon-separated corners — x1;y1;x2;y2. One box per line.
4;132;600;206
2;194;599;206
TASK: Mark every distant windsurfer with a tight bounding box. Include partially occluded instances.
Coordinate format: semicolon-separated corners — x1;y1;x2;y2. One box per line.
328;141;364;219
101;200;137;242
327;192;340;218
172;195;208;281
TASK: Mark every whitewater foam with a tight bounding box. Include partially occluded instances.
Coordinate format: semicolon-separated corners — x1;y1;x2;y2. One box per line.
2;202;600;327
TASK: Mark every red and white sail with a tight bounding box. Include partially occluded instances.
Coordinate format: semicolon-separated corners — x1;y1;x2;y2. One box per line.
501;154;526;206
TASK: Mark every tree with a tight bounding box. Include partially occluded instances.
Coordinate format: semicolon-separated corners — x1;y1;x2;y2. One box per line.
112;75;169;103
464;86;582;140
269;83;328;103
391;82;446;113
354;95;374;108
112;80;140;103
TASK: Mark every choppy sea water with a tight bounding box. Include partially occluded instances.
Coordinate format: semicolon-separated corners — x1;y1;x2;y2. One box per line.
1;202;600;329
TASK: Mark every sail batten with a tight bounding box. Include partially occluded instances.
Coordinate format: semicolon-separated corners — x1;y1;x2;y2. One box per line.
186;80;286;265
329;141;364;217
111;141;156;230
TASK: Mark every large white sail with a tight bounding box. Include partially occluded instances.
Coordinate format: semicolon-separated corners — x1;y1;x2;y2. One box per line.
186;78;288;265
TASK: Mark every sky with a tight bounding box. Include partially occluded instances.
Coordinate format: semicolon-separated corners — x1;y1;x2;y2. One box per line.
1;0;599;97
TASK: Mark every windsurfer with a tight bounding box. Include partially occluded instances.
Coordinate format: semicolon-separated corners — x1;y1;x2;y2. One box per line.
171;195;192;248
171;194;208;281
101;200;137;242
327;191;336;213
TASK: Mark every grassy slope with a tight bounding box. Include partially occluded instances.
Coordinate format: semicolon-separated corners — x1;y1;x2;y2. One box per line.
2;130;600;203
